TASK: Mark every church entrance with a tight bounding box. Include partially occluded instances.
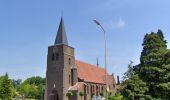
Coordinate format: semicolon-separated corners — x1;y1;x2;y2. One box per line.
49;89;59;100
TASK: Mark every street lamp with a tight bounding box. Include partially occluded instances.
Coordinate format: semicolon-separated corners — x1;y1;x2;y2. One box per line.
93;19;108;100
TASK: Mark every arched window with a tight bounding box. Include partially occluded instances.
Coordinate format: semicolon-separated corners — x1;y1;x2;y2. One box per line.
101;86;104;91
87;84;89;94
55;53;59;60
93;86;95;93
52;54;55;61
69;75;71;85
96;85;98;96
68;58;71;65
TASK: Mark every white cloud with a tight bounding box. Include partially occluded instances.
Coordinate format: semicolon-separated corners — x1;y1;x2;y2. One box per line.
117;17;125;28
103;17;125;29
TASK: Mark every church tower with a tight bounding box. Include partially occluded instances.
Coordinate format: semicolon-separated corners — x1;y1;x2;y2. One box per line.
45;17;76;100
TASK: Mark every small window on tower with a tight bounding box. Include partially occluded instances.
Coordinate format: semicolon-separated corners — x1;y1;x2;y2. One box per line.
69;75;71;85
69;58;71;65
52;54;55;61
55;53;59;60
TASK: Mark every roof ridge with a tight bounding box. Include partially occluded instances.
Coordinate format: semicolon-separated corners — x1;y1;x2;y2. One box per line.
75;60;105;70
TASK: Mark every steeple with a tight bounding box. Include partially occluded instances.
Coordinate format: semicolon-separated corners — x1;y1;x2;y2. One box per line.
54;17;68;45
97;57;99;67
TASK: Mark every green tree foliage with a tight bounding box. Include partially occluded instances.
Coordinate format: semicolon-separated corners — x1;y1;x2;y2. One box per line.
91;92;95;97
66;91;73;99
79;91;84;100
123;61;134;80
157;49;170;99
107;92;123;100
24;76;45;86
0;76;3;82
99;91;104;97
121;30;170;99
18;76;45;99
11;79;22;96
11;79;22;88
121;75;151;100
139;30;167;82
19;83;38;98
0;73;13;100
138;30;170;99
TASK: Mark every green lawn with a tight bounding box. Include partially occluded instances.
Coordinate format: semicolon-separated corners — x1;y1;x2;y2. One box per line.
113;96;123;100
12;98;36;100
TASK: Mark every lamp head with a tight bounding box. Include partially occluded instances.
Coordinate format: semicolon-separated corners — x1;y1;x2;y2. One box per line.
93;19;100;26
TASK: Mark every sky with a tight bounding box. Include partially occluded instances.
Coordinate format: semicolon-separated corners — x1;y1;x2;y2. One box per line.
0;0;170;81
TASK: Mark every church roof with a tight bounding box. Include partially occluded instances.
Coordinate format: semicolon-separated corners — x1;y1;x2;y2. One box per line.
76;60;114;84
54;17;68;45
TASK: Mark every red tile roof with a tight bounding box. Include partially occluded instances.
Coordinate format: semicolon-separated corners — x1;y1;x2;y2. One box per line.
76;60;113;84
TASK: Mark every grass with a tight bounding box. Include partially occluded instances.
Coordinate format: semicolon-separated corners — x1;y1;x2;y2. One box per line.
12;98;36;100
112;96;123;100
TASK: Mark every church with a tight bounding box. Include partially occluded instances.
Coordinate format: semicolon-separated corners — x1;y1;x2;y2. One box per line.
44;17;117;100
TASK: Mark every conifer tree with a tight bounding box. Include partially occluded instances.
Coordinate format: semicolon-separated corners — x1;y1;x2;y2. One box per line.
121;75;151;100
123;61;134;80
0;73;13;100
138;30;169;98
121;30;170;99
157;50;170;99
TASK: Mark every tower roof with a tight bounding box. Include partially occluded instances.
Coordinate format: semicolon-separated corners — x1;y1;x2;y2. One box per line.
54;17;68;45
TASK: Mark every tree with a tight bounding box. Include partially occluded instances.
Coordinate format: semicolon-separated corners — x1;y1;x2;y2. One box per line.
107;92;123;100
0;76;4;82
0;73;13;100
20;76;45;99
91;92;95;97
79;91;84;100
123;61;134;80
157;50;170;99
138;30;169;98
121;75;151;100
99;91;104;97
19;83;38;98
121;61;150;99
112;92;123;100
11;79;22;97
108;92;113;100
11;79;22;88
66;91;73;100
23;76;45;86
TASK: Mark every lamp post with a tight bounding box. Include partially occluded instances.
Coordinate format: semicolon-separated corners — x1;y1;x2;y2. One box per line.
93;19;108;100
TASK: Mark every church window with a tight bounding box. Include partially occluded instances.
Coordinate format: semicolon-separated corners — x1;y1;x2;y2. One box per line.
101;86;104;91
92;86;95;93
84;84;86;94
109;85;111;90
68;58;71;65
69;75;71;85
52;54;55;61
96;85;98;96
91;85;93;94
55;53;59;60
87;84;89;94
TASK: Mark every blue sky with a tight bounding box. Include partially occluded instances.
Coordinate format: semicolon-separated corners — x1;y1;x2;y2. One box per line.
0;0;170;81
